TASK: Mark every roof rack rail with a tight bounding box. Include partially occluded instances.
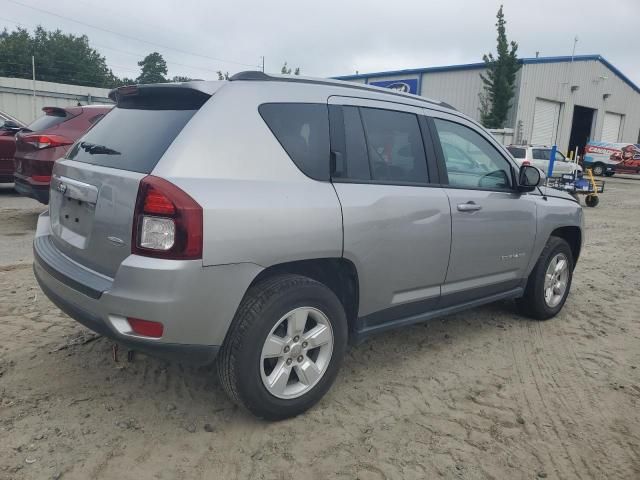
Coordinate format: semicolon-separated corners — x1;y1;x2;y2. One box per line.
229;71;456;111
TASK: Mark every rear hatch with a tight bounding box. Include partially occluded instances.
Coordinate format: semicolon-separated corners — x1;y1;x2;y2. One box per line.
48;84;214;278
14;107;79;179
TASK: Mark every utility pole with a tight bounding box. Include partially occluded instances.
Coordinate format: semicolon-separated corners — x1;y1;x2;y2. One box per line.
571;36;578;62
261;56;265;73
32;55;36;120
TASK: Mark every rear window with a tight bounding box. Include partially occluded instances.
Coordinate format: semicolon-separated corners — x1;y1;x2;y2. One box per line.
507;146;526;158
27;111;69;131
259;103;330;180
66;107;197;174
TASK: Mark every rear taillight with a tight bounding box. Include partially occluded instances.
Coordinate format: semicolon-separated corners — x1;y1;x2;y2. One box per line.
132;176;203;260
31;175;51;183
21;134;73;149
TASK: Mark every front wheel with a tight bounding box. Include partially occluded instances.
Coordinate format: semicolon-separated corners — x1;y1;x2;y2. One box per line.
591;163;605;176
517;237;574;320
217;274;348;420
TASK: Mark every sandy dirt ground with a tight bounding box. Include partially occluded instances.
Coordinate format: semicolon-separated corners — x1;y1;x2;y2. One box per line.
0;179;639;480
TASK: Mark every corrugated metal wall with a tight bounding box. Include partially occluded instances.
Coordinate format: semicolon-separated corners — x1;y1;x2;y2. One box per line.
419;68;486;121
515;60;640;151
340;58;640;152
0;77;112;124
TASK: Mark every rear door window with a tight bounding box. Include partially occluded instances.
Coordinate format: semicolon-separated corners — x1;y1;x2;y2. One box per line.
532;149;550;160
259;103;330;180
360;107;428;183
66;107;198;174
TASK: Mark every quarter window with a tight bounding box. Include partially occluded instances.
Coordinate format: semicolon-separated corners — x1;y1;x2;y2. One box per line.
433;118;512;190
259;103;330;180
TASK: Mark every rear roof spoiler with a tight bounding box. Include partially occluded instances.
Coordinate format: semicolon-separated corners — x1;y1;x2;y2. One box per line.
42;106;70;117
109;82;221;109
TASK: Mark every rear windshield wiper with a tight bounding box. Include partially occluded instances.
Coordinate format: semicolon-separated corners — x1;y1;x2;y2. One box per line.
79;142;121;155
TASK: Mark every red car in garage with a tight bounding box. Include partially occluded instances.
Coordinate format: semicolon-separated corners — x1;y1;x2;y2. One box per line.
0;112;26;183
14;105;112;204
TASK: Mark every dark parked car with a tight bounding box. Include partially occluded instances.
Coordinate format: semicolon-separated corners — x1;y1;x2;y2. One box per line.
14;105;112;203
0;112;26;183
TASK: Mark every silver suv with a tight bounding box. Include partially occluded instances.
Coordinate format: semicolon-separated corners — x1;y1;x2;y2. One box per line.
33;73;583;419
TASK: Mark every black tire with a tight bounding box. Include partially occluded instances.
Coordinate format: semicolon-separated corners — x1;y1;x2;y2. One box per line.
591;163;605;176
516;237;574;320
217;274;348;420
585;195;599;207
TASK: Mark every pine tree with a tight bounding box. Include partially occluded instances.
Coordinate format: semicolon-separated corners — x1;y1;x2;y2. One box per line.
136;52;167;84
281;62;301;75
479;5;520;128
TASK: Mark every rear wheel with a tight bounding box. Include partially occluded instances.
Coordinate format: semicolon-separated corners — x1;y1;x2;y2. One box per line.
517;237;574;320
217;274;348;420
585;195;599;207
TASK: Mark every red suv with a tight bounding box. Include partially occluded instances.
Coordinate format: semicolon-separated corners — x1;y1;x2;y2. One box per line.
0;112;26;183
14;105;112;204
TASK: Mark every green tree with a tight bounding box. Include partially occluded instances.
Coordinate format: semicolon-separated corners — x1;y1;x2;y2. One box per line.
280;62;300;75
136;52;167;84
0;26;120;88
172;75;197;82
118;77;136;86
216;71;229;80
479;5;520;128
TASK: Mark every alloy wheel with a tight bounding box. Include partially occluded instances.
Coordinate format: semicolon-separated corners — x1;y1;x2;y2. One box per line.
544;253;569;308
260;307;334;399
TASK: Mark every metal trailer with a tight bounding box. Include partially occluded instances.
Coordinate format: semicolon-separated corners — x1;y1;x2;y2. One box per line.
545;168;604;207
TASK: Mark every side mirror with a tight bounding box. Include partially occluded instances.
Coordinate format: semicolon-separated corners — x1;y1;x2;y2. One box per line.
518;165;542;192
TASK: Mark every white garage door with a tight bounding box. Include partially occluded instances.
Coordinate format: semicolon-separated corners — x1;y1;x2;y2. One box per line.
531;99;561;145
601;112;623;142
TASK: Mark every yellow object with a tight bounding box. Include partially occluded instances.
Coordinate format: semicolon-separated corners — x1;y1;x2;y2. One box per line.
586;168;599;198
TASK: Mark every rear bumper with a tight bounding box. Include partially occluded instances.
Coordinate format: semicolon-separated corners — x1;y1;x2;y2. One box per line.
34;269;220;364
33;212;263;365
14;175;50;204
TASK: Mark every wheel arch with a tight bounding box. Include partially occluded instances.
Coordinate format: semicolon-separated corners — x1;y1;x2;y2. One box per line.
550;226;582;266
248;258;360;339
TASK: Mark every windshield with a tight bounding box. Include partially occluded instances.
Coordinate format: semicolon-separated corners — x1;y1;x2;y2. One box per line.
66;107;197;174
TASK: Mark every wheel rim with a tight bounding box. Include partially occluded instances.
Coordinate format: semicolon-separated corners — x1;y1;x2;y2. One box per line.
593;165;603;175
544;253;569;308
260;307;334;399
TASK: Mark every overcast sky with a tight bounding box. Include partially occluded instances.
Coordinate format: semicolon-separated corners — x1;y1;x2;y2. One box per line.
3;0;639;86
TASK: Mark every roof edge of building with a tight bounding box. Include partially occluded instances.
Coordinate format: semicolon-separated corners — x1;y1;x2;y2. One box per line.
333;54;639;94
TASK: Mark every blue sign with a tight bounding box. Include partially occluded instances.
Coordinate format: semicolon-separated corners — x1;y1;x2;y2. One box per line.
369;78;418;95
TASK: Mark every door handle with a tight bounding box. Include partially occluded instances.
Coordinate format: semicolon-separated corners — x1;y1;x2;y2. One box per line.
457;201;482;212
